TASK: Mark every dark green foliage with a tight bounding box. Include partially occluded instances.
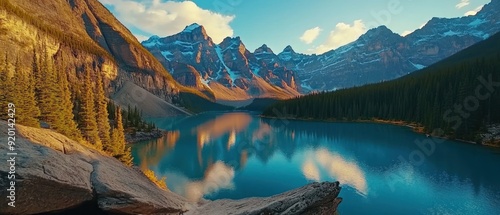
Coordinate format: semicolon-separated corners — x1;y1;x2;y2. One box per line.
111;103;157;132
107;101;116;121
263;33;500;143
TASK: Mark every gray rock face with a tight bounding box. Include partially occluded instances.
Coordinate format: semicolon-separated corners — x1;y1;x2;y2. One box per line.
0;124;94;214
142;25;300;99
111;81;191;118
90;157;188;214
0;121;342;214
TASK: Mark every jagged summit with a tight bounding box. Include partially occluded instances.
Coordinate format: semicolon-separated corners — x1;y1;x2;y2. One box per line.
357;25;401;42
254;44;274;54
282;45;295;53
220;36;246;51
149;35;160;40
140;25;299;100
221;36;242;43
365;25;395;36
183;23;203;32
142;0;500;95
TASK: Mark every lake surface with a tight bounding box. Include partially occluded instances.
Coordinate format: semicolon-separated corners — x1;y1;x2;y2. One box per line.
131;112;500;215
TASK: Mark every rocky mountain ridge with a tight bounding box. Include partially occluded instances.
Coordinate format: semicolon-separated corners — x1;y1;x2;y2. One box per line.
280;0;500;91
142;24;300;101
143;0;500;93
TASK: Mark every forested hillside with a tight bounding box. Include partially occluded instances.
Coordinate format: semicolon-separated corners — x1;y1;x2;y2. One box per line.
0;45;133;164
263;33;500;144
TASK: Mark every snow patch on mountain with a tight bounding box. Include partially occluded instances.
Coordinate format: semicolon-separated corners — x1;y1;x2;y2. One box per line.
469;18;487;27
214;46;241;85
161;51;173;61
409;60;426;70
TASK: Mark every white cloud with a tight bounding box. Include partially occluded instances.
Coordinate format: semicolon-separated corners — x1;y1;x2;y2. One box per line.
465;5;483;16
308;20;367;54
99;0;235;43
300;27;322;44
456;0;470;9
401;30;413;37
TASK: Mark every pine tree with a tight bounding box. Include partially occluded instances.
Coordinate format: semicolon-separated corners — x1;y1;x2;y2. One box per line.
107;101;116;121
11;55;40;127
95;70;112;153
79;67;102;149
55;59;82;139
32;47;42;101
111;107;132;166
37;47;60;126
0;53;13;120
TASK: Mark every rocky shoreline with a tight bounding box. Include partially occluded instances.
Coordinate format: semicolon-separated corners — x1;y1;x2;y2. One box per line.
260;115;500;147
125;129;166;143
480;124;500;146
0;121;342;214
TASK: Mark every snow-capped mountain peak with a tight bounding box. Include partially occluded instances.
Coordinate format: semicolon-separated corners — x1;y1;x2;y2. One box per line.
142;35;163;48
183;23;203;32
142;0;500;95
254;44;274;54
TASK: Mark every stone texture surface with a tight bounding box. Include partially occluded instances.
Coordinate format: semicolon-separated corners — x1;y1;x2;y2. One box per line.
187;182;342;215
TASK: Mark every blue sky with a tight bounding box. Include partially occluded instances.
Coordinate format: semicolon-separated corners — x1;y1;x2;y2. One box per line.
99;0;490;54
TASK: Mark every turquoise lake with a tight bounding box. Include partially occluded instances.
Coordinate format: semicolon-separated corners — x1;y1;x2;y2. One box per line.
131;112;500;215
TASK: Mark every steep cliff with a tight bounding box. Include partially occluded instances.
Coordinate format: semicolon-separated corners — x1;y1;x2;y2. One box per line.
0;0;211;111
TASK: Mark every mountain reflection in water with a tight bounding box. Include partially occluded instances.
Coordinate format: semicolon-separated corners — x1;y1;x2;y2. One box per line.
131;112;500;215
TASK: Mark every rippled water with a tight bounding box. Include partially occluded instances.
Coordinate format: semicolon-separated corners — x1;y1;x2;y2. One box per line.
131;112;500;215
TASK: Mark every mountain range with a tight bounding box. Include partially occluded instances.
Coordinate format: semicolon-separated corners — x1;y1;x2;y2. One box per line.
142;24;300;101
1;0;499;111
143;0;500;96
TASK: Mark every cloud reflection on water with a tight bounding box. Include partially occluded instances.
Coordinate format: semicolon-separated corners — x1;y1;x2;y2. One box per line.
302;158;321;181
184;162;235;202
301;148;368;195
